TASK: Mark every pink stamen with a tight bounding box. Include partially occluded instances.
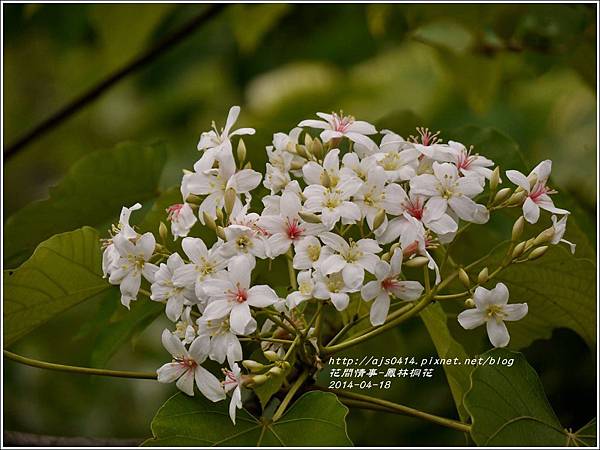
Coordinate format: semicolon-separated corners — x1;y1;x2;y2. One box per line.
529;182;553;202
223;370;238;386
228;284;248;303
381;277;400;291
166;204;183;221
332;112;353;133
403;198;424;221
286;218;305;240
178;357;197;370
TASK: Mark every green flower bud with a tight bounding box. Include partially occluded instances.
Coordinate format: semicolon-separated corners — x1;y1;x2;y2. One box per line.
263;350;280;362
493;187;512;204
202;212;217;231
528;246;548;261
310;138;324;160
216;226;226;240
249;374;269;387
489;167;501;192
224;188;237;216
512;216;525;241
268;366;284;377
185;194;202;205
159;221;169;243
290;160;305;170
380;251;390;262
216;208;224;224
237;139;247;164
477;267;489;284
304;133;313;148
402;256;429;268
533;227;555;246
372;208;386;230
242;360;265;372
507;191;527;206
458;268;470;288
389;243;400;254
244;161;252;170
295;144;309;158
298;211;321;224
512;242;526;259
320;171;331;188
464;298;475;308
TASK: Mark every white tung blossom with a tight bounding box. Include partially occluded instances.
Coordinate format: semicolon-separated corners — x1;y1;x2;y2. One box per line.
150;253;197;322
166;203;197;239
298;112;378;150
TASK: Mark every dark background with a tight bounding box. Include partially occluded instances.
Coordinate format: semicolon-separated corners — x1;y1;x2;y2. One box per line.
3;3;596;446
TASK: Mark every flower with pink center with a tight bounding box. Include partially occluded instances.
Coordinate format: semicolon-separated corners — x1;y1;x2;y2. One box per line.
506;160;569;224
201;257;279;335
361;249;424;326
222;363;243;424
166;203;197;239
298;111;378;151
258;191;323;257
156;329;226;401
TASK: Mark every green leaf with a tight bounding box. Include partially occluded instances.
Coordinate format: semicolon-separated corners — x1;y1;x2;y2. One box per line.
4;141;167;268
495;246;596;350
420;302;471;421
143;391;352;446
90;300;163;368
4;227;112;346
464;348;565;446
568;418;597;447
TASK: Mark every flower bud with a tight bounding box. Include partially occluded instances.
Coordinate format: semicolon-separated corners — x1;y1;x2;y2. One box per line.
458;268;470;288
512;216;525;241
489;167;501;192
242;360;265;372
216;226;226;240
280;361;291;370
249;374;269;387
477;267;489;284
263;350;280;362
464;298;475;308
528;246;548;261
389;243;400;254
268;366;284;377
310;138;324;160
185;194;202;205
402;256;429;268
298;211;321;224
290;160;305;170
493;188;512;204
216;208;224;224
320;171;331;188
295;144;309;159
373;208;386;230
380;252;390;262
237;139;247;164
202;212;217;231
224;188;237;216
244;161;252;170
507;191;527;206
533;227;555;246
159;221;169;243
512;241;526;259
304;133;313;148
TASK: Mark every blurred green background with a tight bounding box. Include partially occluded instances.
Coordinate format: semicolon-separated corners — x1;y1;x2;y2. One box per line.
3;3;596;446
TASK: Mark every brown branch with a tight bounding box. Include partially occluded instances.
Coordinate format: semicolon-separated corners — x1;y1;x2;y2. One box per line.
3;430;142;447
4;4;227;160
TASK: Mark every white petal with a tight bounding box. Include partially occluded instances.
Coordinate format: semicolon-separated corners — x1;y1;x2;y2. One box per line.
523;197;540;224
342;264;364;290
505;169;530;192
321;254;347;274
361;281;381;301
370;292;390;326
157;362;186;384
188;336;210;363
203;299;233;320
503;303;528;322
182;237;208;263
330;292;350;311
457;309;486;330
391;281;424;301
195;366;226;402
229;386;242;424
230;303;255;334
162;329;188;359
247;285;278;307
176;368;195;396
319;232;348;253
486;320;510;348
489;282;510;305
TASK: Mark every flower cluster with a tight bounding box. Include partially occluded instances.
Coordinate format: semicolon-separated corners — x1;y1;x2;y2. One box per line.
102;106;574;424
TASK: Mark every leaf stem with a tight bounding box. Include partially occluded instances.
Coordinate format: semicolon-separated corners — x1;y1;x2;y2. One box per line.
3;350;157;379
272;370;310;422
286;250;298;290
316;387;471;433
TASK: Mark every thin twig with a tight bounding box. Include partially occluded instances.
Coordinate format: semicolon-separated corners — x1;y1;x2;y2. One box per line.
4;4;227;159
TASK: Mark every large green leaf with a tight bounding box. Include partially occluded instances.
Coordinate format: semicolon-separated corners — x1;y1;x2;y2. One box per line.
464;348;565;446
420;302;471;421
4;141;167;268
143;391;352;446
494;246;596;350
90;300;163;368
4;227;112;346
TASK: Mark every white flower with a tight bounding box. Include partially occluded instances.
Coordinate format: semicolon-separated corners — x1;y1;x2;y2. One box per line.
258;191;322;257
550;215;576;254
303;179;362;229
373;131;420;182
108;232;158;309
202;257;279;334
292;235;333;270
157;329;226;401
286;270;315;309
445;141;494;179
302;149;352;188
173;237;227;302
222;363;243;424
341;152;378;181
102;203;142;277
220;224;268;263
410;161;489;224
151;253;197;322
361;249;424;326
196;316;242;367
397;215;441;284
197;105;255;157
318;232;381;290
457;283;528;348
313;271;354;311
353;166;405;230
505;160;569;224
298;112;378;150
166;203;197;239
173;307;197;344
